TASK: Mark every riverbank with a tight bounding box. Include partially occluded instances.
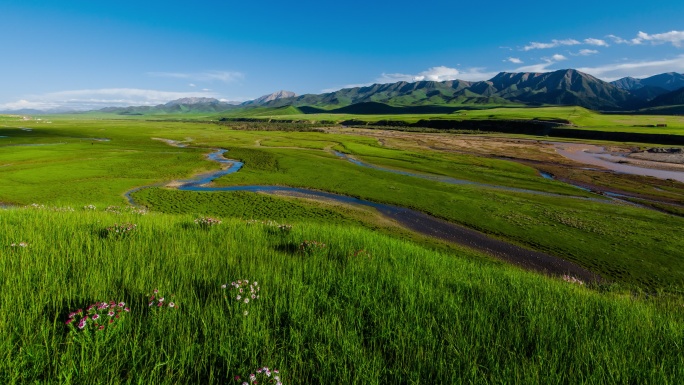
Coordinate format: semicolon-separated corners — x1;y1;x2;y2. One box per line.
552;142;684;183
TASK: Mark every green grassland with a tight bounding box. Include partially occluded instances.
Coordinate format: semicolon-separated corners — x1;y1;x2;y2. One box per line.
3;111;684;382
212;105;684;134
201;147;684;291
44;105;684;135
1;208;683;384
2;115;684;292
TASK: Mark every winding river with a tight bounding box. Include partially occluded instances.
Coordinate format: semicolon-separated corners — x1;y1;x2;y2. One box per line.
125;146;600;282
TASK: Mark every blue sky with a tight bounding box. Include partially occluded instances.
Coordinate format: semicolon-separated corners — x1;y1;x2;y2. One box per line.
2;0;683;110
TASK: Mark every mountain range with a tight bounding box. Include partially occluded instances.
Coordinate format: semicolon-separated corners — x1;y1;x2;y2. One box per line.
256;69;684;112
6;70;682;115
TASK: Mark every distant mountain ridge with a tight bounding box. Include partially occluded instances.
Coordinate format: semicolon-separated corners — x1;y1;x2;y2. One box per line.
610;72;684;103
262;69;647;111
97;90;296;115
243;90;296;106
48;70;684;115
611;72;684;92
164;97;226;106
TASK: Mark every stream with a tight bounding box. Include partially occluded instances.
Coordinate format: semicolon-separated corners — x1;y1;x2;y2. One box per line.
125;147;601;282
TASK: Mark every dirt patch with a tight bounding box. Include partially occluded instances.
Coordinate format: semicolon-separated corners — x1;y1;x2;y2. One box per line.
628;151;684;166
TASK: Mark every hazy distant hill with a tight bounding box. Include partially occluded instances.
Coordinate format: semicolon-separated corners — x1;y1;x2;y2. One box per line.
99;98;241;115
610;73;684;103
612;72;684;92
242;90;296;106
610;77;643;90
647;86;684;107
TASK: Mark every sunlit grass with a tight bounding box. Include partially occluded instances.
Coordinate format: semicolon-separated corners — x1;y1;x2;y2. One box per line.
1;207;683;383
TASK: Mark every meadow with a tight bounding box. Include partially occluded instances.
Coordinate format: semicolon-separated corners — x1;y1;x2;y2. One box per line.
213;106;684;135
2;111;684;383
1;207;683;384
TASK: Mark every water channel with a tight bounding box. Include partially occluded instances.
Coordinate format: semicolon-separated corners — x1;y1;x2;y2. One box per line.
125;147;601;282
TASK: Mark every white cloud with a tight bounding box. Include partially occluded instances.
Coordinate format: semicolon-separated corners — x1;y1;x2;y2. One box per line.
0;88;220;111
379;66;498;83
584;38;609;47
607;30;684;47
321;65;499;93
632;30;684;47
576;55;684;80
148;70;244;83
380;66;461;82
0;99;58;111
188;83;196;87
506;57;523;64
607;34;629;44
523;39;581;51
514;61;556;73
577;49;599;56
512;52;569;73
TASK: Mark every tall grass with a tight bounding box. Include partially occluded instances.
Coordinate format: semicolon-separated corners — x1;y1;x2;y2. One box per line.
1;207;682;384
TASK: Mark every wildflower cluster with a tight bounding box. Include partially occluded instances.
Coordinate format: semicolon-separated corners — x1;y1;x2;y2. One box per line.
299;240;326;255
234;367;282;385
105;205;123;214
222;279;260;316
245;219;293;233
562;275;584;286
194;216;222;228
65;301;130;332
10;242;28;248
350;248;371;259
148;289;177;309
266;221;292;234
83;204;97;210
105;205;148;215
105;223;137;238
25;203;74;212
129;207;148;215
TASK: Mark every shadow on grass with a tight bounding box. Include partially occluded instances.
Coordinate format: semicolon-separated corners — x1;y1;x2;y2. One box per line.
273;242;299;254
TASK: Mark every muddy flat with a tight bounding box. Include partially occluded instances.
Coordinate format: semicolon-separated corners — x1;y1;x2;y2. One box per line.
552;142;684;183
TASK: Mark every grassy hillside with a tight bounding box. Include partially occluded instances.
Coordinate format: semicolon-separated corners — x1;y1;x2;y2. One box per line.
1;207;683;384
